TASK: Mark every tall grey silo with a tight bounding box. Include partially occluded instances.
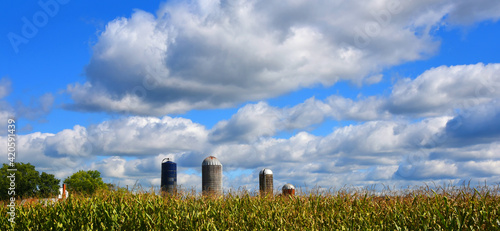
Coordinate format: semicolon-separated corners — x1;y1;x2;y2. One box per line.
259;168;273;196
202;156;222;195
161;158;177;195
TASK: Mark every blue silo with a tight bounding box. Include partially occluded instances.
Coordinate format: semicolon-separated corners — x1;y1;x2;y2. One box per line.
161;158;177;194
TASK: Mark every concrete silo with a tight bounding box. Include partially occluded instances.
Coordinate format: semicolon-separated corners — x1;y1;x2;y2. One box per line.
161;158;177;195
202;156;222;195
282;183;295;196
259;168;273;196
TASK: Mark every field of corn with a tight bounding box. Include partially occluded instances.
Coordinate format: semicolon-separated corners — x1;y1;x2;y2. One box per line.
2;185;500;230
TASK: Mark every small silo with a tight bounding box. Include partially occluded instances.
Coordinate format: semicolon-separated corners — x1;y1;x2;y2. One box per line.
259;168;273;196
202;156;222;195
161;158;177;194
282;183;295;196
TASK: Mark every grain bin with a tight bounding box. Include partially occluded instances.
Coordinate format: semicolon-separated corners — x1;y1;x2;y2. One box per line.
161;158;177;194
282;183;295;196
259;168;273;196
202;156;222;195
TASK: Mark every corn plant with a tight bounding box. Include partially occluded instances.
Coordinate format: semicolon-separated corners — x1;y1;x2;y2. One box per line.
1;184;500;230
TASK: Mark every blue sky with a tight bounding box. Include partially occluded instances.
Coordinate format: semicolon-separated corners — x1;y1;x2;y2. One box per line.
1;0;500;192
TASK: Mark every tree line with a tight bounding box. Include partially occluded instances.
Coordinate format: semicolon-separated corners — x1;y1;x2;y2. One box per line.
0;162;108;200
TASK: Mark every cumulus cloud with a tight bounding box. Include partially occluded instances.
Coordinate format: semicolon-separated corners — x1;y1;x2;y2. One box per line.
209;102;284;143
445;0;500;25
285;63;499;121
64;0;500;115
395;159;459;180
208;96;395;144
91;156;127;179
461;160;500;177
0;115;210;187
387;63;500;116
7;61;500;190
429;142;500;162
445;100;500;145
207;63;500;147
0;110;443;188
2;102;499;190
316;63;500;120
0;132;84;179
0;115;209;179
54;116;209;157
44;125;92;157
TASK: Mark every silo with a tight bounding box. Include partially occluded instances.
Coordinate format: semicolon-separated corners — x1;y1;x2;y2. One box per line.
282;183;295;196
259;168;273;196
161;158;177;195
202;156;222;195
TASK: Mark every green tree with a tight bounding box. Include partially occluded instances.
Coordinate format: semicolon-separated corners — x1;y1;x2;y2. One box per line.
0;162;61;200
38;172;61;198
1;163;39;200
63;170;106;195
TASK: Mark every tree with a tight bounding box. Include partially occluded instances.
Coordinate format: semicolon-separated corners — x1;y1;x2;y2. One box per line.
1;162;40;200
0;162;61;200
63;170;106;195
38;172;60;198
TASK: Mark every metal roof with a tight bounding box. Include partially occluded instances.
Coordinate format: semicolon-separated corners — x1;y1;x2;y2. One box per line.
162;157;174;163
282;183;295;190
202;156;222;166
260;168;273;175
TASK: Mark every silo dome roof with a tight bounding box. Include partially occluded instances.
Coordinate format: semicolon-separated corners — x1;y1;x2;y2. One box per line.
202;156;222;166
282;183;295;190
162;158;174;163
260;168;273;175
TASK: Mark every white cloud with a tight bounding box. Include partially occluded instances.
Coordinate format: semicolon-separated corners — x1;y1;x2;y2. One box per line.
324;96;391;121
209;102;283;143
45;125;91;157
6;59;500;190
86;116;208;155
387;63;500;116
0;115;209;184
429;142;500;162
42;116;209;158
66;0;500;115
445;100;500;145
205;63;500;146
445;0;500;25
2;105;498;191
461;160;500;177
395;159;458;180
208;96;391;144
315;63;500;120
0;132;84;180
91;156;127;178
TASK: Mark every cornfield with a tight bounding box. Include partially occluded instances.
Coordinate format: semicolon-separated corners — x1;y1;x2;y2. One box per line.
2;184;500;230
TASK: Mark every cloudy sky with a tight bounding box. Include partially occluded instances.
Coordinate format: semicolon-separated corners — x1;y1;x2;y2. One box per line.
1;0;500;192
